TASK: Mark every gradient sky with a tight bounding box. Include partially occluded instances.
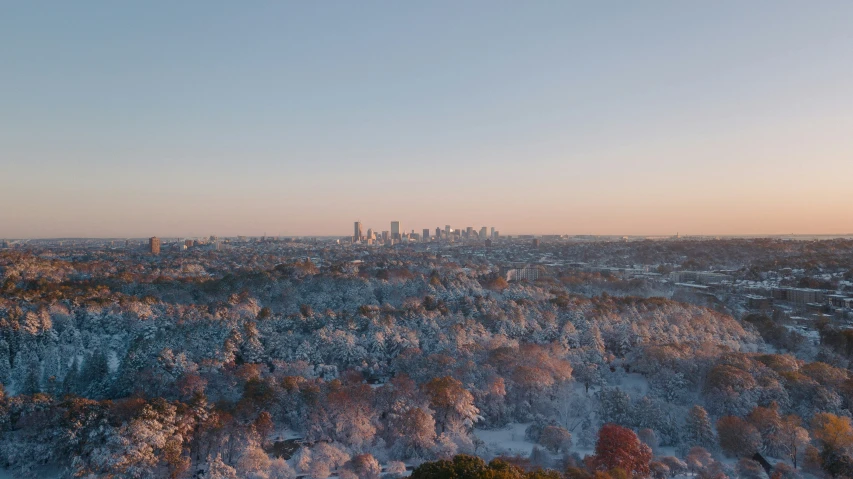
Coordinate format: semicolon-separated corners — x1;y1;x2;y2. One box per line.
2;2;853;238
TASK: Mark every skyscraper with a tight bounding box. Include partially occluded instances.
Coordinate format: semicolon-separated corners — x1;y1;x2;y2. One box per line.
479;227;487;240
354;221;363;242
466;226;473;239
445;225;451;238
391;221;401;240
436;227;442;239
491;227;495;239
149;237;161;255
423;229;430;241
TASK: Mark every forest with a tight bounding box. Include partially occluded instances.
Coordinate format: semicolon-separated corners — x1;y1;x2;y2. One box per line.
0;246;851;479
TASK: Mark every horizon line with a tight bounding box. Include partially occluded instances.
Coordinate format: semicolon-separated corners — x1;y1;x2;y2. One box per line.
5;233;853;241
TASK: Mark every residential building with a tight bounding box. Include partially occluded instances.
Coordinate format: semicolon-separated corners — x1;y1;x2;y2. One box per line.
506;265;543;282
149;237;161;255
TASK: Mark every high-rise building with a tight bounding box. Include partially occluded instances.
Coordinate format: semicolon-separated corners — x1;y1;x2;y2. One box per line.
354;221;363;242
445;225;451;238
466;226;473;239
366;228;374;240
532;238;540;248
423;229;430;241
491;227;495;238
382;231;390;242
149;237;161;255
391;221;401;240
479;227;488;240
436;227;442;239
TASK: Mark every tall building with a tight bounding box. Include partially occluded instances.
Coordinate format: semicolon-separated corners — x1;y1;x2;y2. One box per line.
466;226;473;239
149;237;161;255
445;225;451;238
382;231;389;242
354;221;363;242
423;229;430;241
436;227;442;239
479;227;488;240
366;228;374;240
391;221;401;240
491;227;495;238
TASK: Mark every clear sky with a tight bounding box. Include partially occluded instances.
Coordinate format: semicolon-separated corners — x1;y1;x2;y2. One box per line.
2;1;852;238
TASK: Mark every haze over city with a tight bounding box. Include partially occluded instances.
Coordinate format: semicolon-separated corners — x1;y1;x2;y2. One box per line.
3;1;853;238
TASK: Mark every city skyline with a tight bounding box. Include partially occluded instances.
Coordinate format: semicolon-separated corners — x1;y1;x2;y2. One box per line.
3;2;853;238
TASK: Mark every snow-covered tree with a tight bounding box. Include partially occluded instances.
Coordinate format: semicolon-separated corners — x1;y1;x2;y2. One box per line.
205;453;238;479
684;405;716;451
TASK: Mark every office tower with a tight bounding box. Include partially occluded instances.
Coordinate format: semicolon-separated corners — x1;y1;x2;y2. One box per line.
445;225;451;238
435;227;442;239
391;221;401;240
354;221;363;242
479;227;487;240
466;226;473;239
491;227;495;238
149;237;161;255
493;231;500;240
423;229;430;241
366;228;374;240
382;231;389;242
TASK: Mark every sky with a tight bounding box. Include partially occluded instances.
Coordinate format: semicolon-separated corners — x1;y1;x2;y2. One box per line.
2;1;853;238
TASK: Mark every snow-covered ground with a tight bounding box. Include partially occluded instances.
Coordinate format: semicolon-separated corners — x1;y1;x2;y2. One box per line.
613;372;650;397
475;423;536;458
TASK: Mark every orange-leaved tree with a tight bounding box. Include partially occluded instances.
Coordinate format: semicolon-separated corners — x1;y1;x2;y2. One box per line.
588;424;652;478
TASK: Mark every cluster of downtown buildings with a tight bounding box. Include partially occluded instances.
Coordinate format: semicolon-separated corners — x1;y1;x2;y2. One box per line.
352;221;500;245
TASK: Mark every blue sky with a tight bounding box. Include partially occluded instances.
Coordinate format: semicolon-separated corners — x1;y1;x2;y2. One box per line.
2;2;852;237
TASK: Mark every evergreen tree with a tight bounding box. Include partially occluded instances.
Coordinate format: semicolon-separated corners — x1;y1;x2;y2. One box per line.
12;345;41;395
80;349;110;398
41;343;61;395
0;340;11;385
599;388;632;427
684;405;716;451
240;321;265;364
63;355;80;395
111;338;149;397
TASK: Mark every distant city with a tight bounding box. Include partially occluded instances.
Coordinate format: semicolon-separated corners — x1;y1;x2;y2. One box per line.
351;220;500;246
3;227;853;257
